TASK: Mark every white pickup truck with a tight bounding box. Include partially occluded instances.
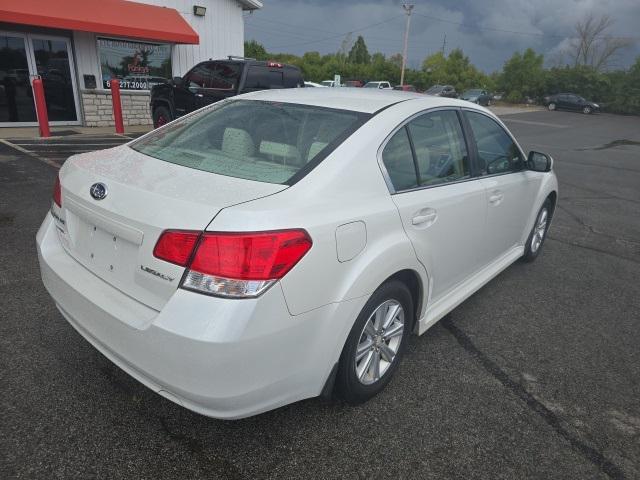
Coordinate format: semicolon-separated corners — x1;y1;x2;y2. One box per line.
363;81;392;90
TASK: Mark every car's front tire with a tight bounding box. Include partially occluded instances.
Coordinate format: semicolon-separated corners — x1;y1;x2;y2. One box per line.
153;105;172;128
582;106;592;114
335;280;413;404
548;103;556;111
522;199;552;262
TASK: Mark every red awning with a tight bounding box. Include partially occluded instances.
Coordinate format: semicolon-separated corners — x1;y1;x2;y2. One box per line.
0;0;199;44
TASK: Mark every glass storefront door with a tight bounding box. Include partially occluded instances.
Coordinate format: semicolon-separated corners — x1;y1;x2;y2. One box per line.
0;32;80;126
0;33;37;124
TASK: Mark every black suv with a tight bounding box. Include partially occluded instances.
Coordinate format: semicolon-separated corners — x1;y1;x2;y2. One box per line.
150;57;304;127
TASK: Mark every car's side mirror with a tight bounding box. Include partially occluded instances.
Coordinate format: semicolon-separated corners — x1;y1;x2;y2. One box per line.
172;76;183;86
528;151;553;172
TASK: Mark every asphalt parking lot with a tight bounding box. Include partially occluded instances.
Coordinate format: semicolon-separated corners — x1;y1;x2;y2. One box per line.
1;109;639;479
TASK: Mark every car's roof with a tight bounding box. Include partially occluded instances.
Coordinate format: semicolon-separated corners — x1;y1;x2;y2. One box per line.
238;88;471;114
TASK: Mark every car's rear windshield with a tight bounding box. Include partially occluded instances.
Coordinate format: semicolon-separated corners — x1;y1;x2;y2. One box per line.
131;100;370;185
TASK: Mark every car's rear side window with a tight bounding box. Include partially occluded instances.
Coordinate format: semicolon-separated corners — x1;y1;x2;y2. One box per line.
381;110;470;191
408;111;469;186
244;67;284;90
131;100;369;185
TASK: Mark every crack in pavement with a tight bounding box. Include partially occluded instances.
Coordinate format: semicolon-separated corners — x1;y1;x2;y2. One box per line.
559;181;640;206
441;318;626;480
546;236;640;265
556;204;640;249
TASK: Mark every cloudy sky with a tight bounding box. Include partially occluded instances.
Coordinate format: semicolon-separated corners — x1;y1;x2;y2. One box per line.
244;0;640;72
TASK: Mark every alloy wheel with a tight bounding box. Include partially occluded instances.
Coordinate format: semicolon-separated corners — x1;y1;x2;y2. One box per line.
548;103;556;111
354;299;405;385
531;208;548;253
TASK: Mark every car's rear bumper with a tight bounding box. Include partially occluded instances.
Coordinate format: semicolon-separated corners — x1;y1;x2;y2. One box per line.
36;213;365;419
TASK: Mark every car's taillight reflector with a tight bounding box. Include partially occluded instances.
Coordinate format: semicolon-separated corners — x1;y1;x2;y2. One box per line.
153;229;312;298
53;174;61;208
153;230;200;266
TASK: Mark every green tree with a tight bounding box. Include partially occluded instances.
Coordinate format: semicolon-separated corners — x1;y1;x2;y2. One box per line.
348;36;371;65
499;48;545;101
244;40;268;60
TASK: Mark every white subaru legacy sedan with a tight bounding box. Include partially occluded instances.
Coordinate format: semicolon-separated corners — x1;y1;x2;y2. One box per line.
37;89;557;419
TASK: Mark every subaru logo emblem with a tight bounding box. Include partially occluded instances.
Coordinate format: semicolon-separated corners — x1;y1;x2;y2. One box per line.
90;183;107;200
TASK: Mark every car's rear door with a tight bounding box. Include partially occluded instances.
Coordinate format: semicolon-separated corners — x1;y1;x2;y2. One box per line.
382;109;486;303
462;109;541;265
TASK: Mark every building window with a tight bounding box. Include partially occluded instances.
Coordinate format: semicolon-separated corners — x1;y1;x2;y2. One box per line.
97;38;171;91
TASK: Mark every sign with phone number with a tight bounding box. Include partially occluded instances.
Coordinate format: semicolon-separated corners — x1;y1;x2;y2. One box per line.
104;79;149;90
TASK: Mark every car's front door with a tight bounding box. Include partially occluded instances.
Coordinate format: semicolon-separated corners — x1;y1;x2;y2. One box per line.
463;110;541;265
382;109;486;303
197;62;241;106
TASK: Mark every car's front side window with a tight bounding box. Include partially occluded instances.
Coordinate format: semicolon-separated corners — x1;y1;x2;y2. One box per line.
407;110;470;186
464;111;523;175
183;65;210;89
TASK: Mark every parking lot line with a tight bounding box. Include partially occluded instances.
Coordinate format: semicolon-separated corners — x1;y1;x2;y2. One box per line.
0;139;61;169
502;118;569;128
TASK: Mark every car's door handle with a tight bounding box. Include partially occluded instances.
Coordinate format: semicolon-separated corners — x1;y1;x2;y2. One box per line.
195;93;204;98
488;190;504;205
411;208;437;227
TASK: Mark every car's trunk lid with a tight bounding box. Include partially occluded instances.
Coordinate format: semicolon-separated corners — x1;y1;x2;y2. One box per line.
57;145;286;311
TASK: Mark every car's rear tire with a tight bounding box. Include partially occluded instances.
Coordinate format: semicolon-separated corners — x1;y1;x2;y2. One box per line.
582;106;592;114
153;105;172;128
335;280;413;404
548;103;556;111
522;199;552;262
487;99;492;106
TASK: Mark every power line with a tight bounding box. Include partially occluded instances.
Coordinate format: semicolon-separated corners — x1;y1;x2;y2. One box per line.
245;16;402;44
413;12;638;40
265;15;404;50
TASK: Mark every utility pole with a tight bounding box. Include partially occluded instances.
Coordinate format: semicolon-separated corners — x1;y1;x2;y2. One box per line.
400;3;414;86
441;34;447;55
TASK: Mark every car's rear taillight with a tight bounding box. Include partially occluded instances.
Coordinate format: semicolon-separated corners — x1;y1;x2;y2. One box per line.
153;229;312;298
53;174;61;208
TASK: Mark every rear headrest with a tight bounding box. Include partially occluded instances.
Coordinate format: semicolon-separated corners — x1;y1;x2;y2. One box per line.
222;128;255;158
259;141;301;165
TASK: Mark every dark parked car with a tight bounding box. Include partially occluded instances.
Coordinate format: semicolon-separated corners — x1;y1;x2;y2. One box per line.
150;57;304;127
425;84;457;98
393;84;417;92
460;88;492;106
344;80;365;87
544;93;600;114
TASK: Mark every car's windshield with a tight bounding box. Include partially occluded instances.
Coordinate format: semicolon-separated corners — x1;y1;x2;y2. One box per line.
131;100;369;185
464;89;483;96
426;85;443;94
